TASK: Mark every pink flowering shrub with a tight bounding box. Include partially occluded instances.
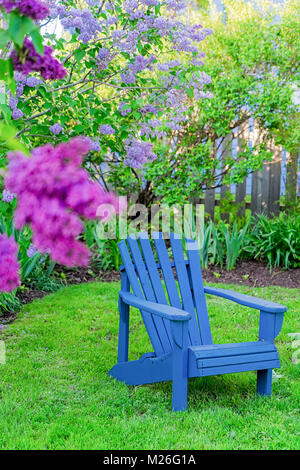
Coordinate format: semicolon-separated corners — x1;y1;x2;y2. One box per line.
0;234;20;292
5;137;121;267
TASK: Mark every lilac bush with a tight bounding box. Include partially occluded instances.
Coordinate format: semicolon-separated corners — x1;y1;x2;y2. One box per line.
0;234;20;292
5;137;121;267
5;0;212;170
0;0;213;291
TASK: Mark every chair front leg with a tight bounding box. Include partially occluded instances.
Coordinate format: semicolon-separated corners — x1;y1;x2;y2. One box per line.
171;320;189;411
117;271;130;363
256;310;284;396
117;296;129;363
257;369;272;396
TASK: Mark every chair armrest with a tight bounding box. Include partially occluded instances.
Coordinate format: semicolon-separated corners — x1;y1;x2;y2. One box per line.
119;291;192;321
204;286;287;313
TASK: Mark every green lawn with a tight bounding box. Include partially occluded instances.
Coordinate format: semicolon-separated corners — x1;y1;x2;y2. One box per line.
0;281;299;450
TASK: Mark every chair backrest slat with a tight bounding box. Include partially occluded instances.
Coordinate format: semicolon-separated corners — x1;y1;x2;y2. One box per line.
186;238;213;344
119;232;213;355
118;240;165;355
127;236;172;353
152;232;182;310
138;233;173;351
170;235;202;346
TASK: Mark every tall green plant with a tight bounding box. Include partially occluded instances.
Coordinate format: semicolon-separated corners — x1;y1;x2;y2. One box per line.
219;221;249;271
243;213;300;269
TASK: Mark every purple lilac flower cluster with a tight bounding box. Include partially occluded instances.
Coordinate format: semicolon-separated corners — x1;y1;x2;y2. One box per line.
27;243;38;258
0;234;20;292
2;189;16;202
8;73;43;119
0;0;49;20
60;7;102;43
96;47;113;71
5;137;120;267
118;102;131;117
124;138;157;169
50;123;64;135
89;138;101;152
8;91;23;120
11;38;66;80
48;1;66;18
99;124;115;135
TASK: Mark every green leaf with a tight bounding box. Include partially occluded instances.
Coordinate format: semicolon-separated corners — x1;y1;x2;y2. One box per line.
0;59;15;93
74;49;85;63
8;12;35;47
0;123;29;154
0;29;10;48
30;28;44;55
0;59;13;81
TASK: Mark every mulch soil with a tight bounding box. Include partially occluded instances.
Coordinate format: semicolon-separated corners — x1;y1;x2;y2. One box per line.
1;261;299;325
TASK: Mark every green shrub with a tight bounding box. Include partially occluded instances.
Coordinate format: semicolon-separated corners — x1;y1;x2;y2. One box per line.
83;220;122;271
242;213;300;269
0;292;21;315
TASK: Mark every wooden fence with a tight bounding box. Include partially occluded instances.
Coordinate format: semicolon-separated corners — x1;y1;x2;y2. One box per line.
198;120;299;220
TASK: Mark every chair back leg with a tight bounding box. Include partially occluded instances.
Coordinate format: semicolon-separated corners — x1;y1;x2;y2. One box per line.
257;369;272;396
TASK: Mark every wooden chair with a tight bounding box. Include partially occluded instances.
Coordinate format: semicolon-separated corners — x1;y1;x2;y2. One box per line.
109;232;286;411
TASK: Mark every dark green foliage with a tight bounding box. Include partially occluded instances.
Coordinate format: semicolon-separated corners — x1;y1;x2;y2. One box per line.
0;291;20;314
83;220;122;271
243;213;300;269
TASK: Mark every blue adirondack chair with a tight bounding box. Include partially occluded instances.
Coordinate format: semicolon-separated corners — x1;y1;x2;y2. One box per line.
109;232;286;411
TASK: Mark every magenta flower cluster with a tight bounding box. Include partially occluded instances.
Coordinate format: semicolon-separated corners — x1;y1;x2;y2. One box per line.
11;38;66;80
0;234;20;292
5;137;121;267
0;0;49;20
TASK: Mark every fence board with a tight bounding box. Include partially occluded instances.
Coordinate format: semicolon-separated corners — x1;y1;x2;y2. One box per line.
220;136;232;222
235;180;247;218
235;124;249;218
251;170;263;215
269;146;282;216
204;189;215;220
201;121;291;218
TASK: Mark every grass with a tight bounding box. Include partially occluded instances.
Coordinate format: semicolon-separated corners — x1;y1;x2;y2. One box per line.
0;281;299;450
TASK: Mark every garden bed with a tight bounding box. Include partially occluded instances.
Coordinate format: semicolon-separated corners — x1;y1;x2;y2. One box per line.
55;261;300;288
1;261;299;326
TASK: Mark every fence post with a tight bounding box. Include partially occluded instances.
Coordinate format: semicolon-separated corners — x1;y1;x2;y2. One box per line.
285;150;298;210
204;142;216;220
261;142;282;217
268;145;282;216
204;188;215;220
220;135;232;222
249;121;265;216
235;122;249;218
251;170;263;215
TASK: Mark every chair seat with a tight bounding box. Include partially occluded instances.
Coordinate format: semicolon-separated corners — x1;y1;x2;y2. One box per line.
188;341;280;377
